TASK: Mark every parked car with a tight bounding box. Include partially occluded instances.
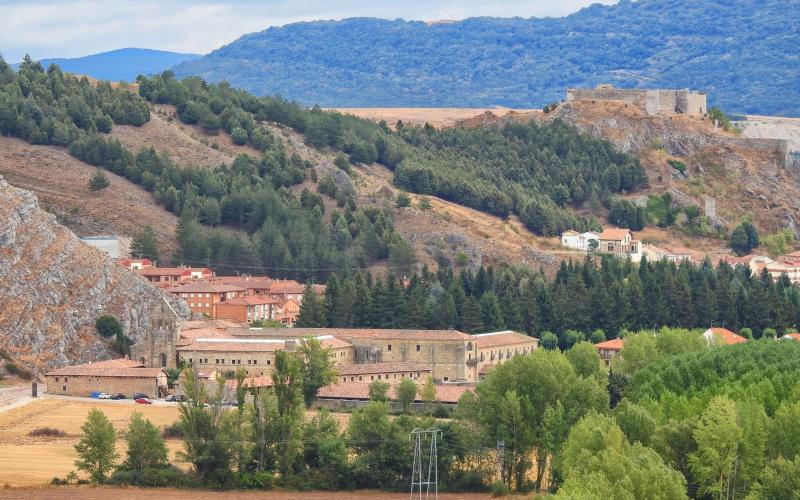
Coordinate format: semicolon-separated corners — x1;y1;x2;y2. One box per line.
132;392;148;400
97;392;112;399
134;397;152;405
165;394;187;402
110;393;126;400
220;399;238;407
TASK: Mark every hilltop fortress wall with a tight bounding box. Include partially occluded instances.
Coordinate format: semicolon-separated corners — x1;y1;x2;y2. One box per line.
566;86;707;116
564;86;788;167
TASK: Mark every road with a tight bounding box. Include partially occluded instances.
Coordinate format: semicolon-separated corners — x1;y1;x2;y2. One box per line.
0;385;32;413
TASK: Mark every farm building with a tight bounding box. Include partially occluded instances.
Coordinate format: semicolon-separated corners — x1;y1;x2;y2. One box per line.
45;358;168;399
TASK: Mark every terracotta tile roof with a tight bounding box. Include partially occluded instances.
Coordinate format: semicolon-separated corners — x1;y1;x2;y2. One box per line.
782;333;800;341
337;362;431;376
473;331;538;349
46;359;165;378
478;364;496;375
268;281;306;294
178;338;288;353
247;328;472;341
214;277;275;290
595;338;625;351
117;258;153;267
137;267;192;277
167;283;247;294
222;296;280;306
704;328;748;345
562;230;580;236
599;228;631;241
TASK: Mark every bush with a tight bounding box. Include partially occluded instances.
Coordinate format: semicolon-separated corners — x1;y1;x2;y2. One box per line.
88;169;110;191
161;422;183;439
395;191;412;208
433;404;451;418
739;327;753;340
667;159;687;173
29;427;66;437
5;362;32;380
108;465;191;488
490;480;510;497
95;315;122;338
238;471;276;489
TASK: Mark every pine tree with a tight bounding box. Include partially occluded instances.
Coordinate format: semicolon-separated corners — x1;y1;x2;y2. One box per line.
130;225;160;263
88;169;110;191
296;284;326;327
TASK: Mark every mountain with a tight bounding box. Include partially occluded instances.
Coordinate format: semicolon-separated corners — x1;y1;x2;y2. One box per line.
172;0;800;116
16;48;201;82
0;175;190;372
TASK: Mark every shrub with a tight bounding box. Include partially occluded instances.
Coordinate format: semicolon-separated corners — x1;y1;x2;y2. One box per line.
95;315;122;338
433;404;451;418
395;191;411;208
161;422;184;439
239;471;276;489
108;465;190;488
739;327;753;340
29;427;66;437
667;159;687;174
490;480;510;497
5;362;32;380
88;169;110;191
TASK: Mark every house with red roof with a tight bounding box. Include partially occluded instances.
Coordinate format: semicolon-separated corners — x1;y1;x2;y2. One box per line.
117;258;153;270
594;338;625;364
214;295;280;324
598;228;642;261
703;327;748;346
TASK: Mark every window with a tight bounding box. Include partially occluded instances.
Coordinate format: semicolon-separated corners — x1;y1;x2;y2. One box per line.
370;375;374;380
63;385;66;391
253;360;258;365
55;377;59;382
350;376;355;382
215;359;219;364
266;360;271;365
416;344;421;352
358;376;363;381
160;353;167;367
444;377;449;382
64;377;68;382
387;344;392;351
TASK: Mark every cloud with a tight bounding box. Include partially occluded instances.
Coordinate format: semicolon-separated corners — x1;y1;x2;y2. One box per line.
0;0;618;62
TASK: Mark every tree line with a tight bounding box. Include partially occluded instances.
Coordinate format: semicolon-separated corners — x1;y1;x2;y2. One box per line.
68;330;800;497
0;55;149;146
298;257;800;341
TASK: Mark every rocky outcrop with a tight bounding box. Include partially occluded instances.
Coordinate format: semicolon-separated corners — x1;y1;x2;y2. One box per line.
0;176;190;373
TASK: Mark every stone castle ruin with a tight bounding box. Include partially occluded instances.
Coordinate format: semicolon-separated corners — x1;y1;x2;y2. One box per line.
564;85;790;169
566;85;708;116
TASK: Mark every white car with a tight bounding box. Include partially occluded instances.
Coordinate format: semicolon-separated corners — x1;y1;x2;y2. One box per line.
98;392;112;399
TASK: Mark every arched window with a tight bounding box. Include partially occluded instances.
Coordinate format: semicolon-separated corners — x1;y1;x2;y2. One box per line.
466;342;473;350
160;353;167;367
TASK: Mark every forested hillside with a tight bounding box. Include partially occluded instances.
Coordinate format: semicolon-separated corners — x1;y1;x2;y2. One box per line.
14;48;200;83
135;72;646;238
0;59;411;280
173;0;800;115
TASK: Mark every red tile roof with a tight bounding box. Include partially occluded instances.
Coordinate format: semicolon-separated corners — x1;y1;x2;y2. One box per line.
783;333;800;341
268;281;306;294
222;296;280;306
46;359;165;378
261;328;472;341
594;338;625;351
599;228;631;241
473;331;538;349
137;267;192;277
166;283;247;293
704;328;748;345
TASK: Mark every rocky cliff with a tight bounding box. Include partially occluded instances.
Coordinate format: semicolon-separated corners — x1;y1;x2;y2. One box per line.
0;176;190;373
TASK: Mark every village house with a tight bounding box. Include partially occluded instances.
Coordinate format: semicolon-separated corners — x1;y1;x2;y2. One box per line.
137;266;214;287
214;276;275;296
561;230;600;251
703;327;748;346
214;295;279;324
265;280;307;302
273;298;301;326
165;282;247;317
117;258;154;270
594;338;624;365
598;228;642;261
45;358;168;399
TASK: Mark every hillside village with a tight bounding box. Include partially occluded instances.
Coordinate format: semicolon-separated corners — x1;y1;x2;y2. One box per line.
3;2;800;495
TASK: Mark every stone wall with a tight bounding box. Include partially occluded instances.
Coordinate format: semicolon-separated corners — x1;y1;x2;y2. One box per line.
566;88;707;116
45;373;166;399
722;137;790;167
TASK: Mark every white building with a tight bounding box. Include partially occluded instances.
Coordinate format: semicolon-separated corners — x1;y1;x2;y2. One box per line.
561;230;600;251
80;236;121;258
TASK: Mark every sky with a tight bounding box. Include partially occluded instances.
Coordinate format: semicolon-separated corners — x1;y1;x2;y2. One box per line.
0;0;618;62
